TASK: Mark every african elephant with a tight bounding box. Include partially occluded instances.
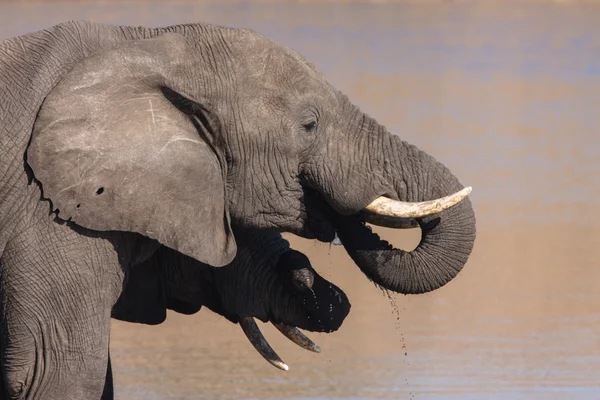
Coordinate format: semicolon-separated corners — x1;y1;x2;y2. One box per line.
0;21;475;399
112;227;349;372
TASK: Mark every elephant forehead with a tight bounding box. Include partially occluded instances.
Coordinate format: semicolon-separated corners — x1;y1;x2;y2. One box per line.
232;32;336;98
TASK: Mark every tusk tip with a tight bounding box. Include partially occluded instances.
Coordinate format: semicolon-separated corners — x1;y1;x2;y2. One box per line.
273;361;289;371
240;317;290;372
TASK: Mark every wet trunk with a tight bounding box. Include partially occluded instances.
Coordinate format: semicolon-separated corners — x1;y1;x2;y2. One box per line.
334;134;476;294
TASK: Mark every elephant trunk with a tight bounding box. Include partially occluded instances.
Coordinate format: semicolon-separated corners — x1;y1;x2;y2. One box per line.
334;134;476;294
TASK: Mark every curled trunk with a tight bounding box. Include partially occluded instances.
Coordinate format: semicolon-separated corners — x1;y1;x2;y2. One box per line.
335;134;476;294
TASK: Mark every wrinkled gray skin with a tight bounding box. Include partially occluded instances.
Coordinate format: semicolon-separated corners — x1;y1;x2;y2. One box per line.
0;22;475;399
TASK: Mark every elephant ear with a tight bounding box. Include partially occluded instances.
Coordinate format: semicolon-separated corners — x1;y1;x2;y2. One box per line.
27;33;237;267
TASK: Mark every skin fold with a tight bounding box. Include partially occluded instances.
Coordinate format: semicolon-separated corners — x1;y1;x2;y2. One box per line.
0;21;475;399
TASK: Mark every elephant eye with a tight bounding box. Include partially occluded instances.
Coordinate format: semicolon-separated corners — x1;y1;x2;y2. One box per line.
302;121;317;133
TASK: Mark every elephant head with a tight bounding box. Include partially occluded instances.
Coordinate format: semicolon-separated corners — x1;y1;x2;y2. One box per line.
112;228;350;370
28;23;475;298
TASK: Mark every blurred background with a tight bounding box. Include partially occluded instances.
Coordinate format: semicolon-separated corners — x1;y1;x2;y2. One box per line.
1;1;599;399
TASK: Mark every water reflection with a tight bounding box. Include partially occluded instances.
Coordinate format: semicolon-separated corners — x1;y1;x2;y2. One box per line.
1;2;599;399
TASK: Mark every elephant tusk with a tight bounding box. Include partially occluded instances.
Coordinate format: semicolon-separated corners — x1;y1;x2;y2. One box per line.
273;323;321;353
240;317;289;371
363;186;472;219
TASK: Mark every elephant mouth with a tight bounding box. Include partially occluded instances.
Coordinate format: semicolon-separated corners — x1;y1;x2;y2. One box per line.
302;185;472;241
300;187;337;242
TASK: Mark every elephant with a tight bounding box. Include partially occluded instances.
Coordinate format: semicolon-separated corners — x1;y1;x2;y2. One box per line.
0;21;475;399
111;227;350;372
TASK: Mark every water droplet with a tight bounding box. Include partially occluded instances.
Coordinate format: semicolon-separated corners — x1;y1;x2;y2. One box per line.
331;232;342;246
385;291;413;397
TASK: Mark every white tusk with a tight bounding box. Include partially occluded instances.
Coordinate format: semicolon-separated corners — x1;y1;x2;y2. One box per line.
273;323;321;353
240;317;289;371
364;186;472;219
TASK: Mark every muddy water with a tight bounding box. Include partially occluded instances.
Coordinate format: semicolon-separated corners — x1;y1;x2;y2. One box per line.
2;1;599;399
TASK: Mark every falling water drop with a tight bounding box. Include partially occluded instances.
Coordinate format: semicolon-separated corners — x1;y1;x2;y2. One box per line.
332;232;342;246
328;232;342;257
386;291;414;399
